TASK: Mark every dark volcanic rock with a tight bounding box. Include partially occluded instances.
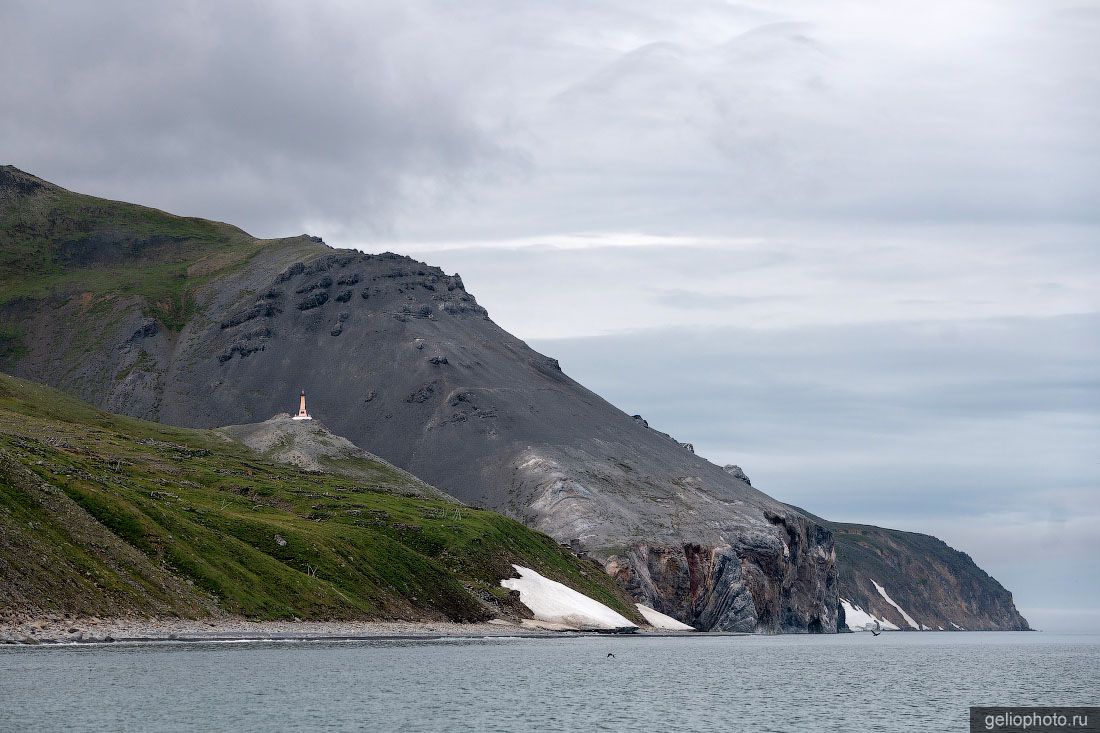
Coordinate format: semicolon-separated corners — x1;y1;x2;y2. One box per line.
0;165;46;196
723;464;752;486
220;307;261;329
276;262;305;282
128;321;159;341
295;275;333;294
296;291;329;311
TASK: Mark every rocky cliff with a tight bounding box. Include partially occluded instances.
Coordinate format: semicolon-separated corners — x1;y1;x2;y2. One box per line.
787;499;1030;631
829;520;1029;631
0;166;838;632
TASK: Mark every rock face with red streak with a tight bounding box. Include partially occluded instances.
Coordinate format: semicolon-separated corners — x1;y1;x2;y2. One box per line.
606;512;838;633
506;443;838;632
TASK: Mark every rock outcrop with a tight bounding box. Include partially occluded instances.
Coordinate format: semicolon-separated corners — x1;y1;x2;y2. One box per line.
723;465;752;486
218;416;458;502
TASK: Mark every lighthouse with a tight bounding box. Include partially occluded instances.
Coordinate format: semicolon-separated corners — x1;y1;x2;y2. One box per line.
292;390;312;420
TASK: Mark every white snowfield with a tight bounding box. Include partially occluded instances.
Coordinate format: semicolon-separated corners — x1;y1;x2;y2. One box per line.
501;565;637;630
635;604;695;631
840;599;900;631
871;580;921;630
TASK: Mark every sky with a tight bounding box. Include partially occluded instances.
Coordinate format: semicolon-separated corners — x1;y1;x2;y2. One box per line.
3;0;1098;630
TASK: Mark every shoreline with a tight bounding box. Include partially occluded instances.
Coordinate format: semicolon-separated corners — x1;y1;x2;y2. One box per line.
0;616;708;646
0;618;548;645
3;617;1038;647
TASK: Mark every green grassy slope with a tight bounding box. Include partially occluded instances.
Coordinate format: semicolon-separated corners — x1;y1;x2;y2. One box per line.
0;372;643;624
0;165;317;331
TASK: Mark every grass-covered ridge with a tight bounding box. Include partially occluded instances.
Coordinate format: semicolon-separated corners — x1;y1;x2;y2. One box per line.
0;372;642;624
0;165;318;330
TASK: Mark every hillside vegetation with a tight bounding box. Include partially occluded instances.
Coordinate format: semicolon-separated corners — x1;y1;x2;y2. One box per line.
0;165;316;332
0;372;642;624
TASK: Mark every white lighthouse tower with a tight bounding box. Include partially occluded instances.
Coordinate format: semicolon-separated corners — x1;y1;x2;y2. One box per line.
292;390;312;420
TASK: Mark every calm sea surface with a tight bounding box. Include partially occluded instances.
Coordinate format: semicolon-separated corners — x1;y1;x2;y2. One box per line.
1;632;1097;732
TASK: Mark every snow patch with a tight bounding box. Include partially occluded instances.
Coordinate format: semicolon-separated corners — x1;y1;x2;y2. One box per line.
871;580;921;630
950;622;966;631
840;599;900;631
636;604;694;631
501;565;637;630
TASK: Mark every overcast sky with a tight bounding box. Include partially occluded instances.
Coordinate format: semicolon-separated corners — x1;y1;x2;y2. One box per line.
3;0;1098;630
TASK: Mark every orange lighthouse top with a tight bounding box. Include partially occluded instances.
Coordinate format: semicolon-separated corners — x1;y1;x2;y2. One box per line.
292;390;312;420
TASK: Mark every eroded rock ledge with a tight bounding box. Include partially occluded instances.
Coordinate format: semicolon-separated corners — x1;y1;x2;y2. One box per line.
606;512;837;633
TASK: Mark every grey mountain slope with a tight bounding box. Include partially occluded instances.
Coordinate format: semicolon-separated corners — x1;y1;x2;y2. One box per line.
162;248;838;632
218;416;460;503
6;261;836;629
3;169;874;631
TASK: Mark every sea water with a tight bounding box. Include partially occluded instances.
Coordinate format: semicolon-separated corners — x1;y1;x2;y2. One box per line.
1;632;1097;732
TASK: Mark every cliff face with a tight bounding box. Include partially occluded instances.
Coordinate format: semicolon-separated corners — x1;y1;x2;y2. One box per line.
830;522;1030;631
0;167;838;632
608;510;836;632
510;447;836;632
788;503;1030;631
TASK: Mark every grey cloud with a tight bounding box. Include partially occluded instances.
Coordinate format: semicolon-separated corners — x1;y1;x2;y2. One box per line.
400;224;1098;342
4;1;1098;242
649;288;794;310
0;1;518;237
